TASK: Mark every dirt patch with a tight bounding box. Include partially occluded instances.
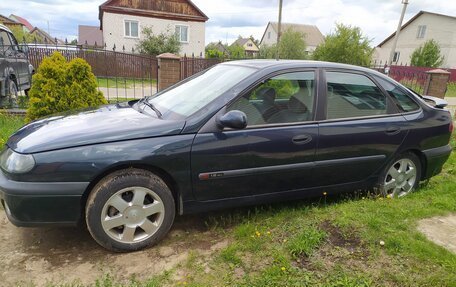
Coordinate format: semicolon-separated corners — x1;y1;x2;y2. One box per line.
417;214;456;254
0;211;229;287
293;221;367;270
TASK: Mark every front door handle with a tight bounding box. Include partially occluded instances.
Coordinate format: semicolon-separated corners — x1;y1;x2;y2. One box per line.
292;134;312;145
385;126;401;136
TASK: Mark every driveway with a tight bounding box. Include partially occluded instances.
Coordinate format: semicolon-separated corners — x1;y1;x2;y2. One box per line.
0;208;227;286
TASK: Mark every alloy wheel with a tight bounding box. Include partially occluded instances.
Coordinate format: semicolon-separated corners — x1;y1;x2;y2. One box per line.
383;158;417;198
101;187;165;244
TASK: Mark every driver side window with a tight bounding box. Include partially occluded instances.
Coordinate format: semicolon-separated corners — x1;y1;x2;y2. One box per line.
228;71;315;126
0;31;13;51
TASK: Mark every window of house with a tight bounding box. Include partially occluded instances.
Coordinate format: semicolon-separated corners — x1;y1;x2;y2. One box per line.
125;20;139;38
247;43;253;47
393;51;400;62
175;25;189;43
374;76;420;113
228;71;316;125
326;72;387;120
417;25;427;38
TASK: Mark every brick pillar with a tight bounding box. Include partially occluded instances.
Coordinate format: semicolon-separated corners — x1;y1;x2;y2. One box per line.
423;69;451;99
157;53;181;91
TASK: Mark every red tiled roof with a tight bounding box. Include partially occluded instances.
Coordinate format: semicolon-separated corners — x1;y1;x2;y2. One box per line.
9;14;34;31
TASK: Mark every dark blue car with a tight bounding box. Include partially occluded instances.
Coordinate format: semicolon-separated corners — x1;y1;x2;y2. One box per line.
0;60;452;252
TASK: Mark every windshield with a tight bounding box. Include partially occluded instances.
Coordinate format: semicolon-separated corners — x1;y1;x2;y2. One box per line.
146;64;256;119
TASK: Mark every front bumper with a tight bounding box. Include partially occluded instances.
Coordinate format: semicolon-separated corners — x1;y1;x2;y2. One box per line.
0;170;89;227
422;144;452;179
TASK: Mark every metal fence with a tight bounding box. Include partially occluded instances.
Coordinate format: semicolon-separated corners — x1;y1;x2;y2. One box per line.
25;42;158;103
180;54;222;80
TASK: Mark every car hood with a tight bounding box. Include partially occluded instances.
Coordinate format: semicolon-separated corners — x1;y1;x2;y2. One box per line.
8;103;186;154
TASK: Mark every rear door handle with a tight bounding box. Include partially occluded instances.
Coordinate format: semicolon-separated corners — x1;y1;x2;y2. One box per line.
385;126;401;136
292;134;312;145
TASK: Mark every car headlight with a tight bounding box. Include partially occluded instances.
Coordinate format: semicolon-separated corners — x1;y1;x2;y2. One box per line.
0;148;35;174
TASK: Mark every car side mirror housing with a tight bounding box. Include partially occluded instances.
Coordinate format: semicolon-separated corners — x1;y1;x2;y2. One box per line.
217;110;247;130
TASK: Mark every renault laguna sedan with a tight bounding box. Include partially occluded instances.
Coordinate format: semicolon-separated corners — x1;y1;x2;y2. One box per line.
0;60;452;252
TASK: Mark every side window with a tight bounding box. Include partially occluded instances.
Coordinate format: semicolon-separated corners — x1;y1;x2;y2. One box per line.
228;71;315;126
326;72;387;120
8;32;19;51
375;76;420;113
0;31;13;50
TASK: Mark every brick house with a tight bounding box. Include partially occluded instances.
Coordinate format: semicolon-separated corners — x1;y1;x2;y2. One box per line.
99;0;208;56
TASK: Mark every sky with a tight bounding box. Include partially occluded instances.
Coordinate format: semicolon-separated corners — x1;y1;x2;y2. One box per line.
1;0;456;46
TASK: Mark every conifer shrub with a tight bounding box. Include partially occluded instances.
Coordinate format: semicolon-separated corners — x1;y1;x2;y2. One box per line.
26;52;106;121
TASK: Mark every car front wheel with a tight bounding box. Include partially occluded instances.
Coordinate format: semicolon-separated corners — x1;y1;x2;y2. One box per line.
86;169;175;252
380;152;421;198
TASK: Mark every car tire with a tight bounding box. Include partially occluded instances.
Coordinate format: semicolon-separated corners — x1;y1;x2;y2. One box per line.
8;80;18;107
86;168;175;252
378;152;421;198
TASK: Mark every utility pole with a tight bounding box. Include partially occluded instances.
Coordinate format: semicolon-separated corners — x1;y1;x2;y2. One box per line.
388;0;409;66
276;0;283;60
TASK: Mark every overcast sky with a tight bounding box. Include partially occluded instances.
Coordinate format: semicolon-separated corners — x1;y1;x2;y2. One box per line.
1;0;455;46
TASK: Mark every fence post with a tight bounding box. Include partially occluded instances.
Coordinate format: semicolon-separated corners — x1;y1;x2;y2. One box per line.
157;53;181;91
423;69;451;99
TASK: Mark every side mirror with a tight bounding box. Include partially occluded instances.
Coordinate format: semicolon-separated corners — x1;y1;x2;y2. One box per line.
217;110;247;130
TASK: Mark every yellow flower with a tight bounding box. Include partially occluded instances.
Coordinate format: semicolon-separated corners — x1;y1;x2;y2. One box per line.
323;192;327;196
183;282;188;286
281;267;286;272
255;231;261;237
267;231;271;235
283;239;287;243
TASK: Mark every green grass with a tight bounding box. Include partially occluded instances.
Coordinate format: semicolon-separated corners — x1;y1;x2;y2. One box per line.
0;114;455;286
446;82;456;97
0;113;25;147
96;77;157;89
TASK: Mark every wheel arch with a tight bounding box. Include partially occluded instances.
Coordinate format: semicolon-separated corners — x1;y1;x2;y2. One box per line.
81;163;181;219
406;149;427;180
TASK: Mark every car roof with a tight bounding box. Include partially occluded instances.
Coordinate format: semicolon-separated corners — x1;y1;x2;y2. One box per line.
0;24;12;33
222;59;382;76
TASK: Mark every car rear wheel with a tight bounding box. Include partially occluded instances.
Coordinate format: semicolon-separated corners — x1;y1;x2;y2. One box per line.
8;80;18;107
379;153;421;198
86;169;175;252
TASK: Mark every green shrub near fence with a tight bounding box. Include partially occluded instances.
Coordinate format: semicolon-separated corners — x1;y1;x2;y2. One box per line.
26;52;107;122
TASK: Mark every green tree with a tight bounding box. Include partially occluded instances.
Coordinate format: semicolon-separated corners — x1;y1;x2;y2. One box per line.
258;29;307;60
136;27;181;56
8;26;43;43
278;28;307;60
228;43;245;59
26;52;107;121
410;39;444;68
313;23;373;66
205;42;225;58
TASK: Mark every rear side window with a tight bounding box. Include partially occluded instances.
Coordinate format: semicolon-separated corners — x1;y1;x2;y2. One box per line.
374;76;420;113
326;72;387;120
0;31;13;48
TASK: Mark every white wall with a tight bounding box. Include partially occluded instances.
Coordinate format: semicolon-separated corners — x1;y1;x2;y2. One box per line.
375;13;456;68
260;23;319;52
102;12;206;56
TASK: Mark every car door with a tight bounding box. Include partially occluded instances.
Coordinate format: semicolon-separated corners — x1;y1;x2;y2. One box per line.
191;70;319;201
7;32;29;89
314;70;408;186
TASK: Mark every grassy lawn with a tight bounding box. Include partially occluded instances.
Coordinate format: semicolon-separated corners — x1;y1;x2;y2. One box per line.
0;113;455;286
446;82;456;97
96;77;157;89
0;113;25;147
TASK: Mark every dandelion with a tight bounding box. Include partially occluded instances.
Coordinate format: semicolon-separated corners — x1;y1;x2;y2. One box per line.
323;192;327;196
255;231;261;237
281;267;286;272
283;239;287;243
267;231;271;235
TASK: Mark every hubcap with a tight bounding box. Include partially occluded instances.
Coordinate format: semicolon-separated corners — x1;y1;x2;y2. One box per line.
383;158;417;198
101;187;165;244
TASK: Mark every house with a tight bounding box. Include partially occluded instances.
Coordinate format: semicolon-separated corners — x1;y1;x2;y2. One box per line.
374;11;456;68
206;41;229;56
260;22;324;53
30;27;57;44
99;0;208;56
0;14;24;30
232;38;259;57
9;14;34;32
78;25;103;47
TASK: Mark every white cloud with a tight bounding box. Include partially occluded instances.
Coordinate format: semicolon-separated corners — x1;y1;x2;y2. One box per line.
1;0;456;46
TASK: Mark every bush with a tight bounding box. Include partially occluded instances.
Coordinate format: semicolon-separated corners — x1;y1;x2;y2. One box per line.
26;52;107;121
136;27;181;56
410;39;444;68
